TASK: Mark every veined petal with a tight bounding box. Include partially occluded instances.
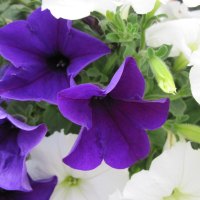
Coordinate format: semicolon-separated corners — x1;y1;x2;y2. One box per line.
13;176;57;200
189;66;200;104
146;18;200;58
0;66;69;104
42;0;95;20
123;170;172;200
27;132;77;181
63;127;103;170
0;109;47;191
64;101;150;170
65;28;110;77
58;84;104;129
131;0;157;14
106;57;145;100
115;99;169;130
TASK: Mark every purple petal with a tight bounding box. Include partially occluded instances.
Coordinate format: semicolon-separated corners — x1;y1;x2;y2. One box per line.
0;8;71;67
58;84;104;129
13;176;57;200
0;109;47;191
64;100;150;170
105;57;145;100
115;99;170;130
0;66;69;104
63;126;103;170
64;28;110;77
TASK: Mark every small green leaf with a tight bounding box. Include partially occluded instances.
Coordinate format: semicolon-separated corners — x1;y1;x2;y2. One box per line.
170;99;186;117
43;105;72;134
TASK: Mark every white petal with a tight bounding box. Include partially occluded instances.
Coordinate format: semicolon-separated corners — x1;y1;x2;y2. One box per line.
157;1;190;19
183;0;200;7
180;143;200;196
150;142;188;187
109;190;123;200
27;131;77;180
123;170;172;200
94;0;120;15
50;186;87;200
190;66;200;104
81;165;128;200
146;18;200;58
130;0;156;14
42;0;95;20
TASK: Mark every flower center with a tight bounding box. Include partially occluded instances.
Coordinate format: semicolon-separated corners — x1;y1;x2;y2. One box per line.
163;188;192;200
60;176;80;187
47;53;70;71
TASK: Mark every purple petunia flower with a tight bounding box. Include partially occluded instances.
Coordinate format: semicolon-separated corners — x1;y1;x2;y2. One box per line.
0;176;57;200
57;57;170;170
0;8;110;104
0;108;47;191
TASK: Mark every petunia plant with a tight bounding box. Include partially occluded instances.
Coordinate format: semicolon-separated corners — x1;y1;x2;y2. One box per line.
0;0;200;199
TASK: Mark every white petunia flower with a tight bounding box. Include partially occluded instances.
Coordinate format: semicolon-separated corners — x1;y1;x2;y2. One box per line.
109;142;200;200
146;18;200;60
41;0;169;20
27;130;129;200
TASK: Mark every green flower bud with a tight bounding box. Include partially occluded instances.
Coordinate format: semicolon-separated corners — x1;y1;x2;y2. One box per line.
149;56;176;94
173;53;189;72
174;123;200;144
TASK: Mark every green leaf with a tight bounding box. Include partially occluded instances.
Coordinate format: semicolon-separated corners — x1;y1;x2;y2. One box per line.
155;45;172;60
106;32;120;42
148;128;167;148
43;105;72;134
174;123;200;143
170;99;186;117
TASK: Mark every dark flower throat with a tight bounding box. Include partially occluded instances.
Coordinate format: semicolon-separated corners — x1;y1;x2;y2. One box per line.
47;53;70;71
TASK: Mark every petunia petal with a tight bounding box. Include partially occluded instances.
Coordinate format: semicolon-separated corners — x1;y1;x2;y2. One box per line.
63;126;103;170
64;101;150;170
115;99;169;130
0;109;47;191
131;0;157;14
0;66;69;104
27;132;77;181
64;28;110;77
58;84;104;129
189;66;200;104
106;57;145;100
42;0;95;20
13;176;57;200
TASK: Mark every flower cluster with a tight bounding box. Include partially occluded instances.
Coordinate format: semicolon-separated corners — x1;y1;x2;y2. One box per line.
0;0;200;199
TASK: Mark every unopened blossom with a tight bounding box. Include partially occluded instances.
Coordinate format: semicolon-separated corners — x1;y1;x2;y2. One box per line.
27;130;129;200
109;142;200;200
0;108;47;191
0;8;110;104
0;176;57;200
57;57;169;170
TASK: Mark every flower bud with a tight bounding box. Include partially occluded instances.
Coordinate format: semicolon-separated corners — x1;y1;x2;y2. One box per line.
149;56;176;94
174;123;200;143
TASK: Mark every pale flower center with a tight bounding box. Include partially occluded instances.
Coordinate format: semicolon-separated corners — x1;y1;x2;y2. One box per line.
163;188;192;200
60;176;80;187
